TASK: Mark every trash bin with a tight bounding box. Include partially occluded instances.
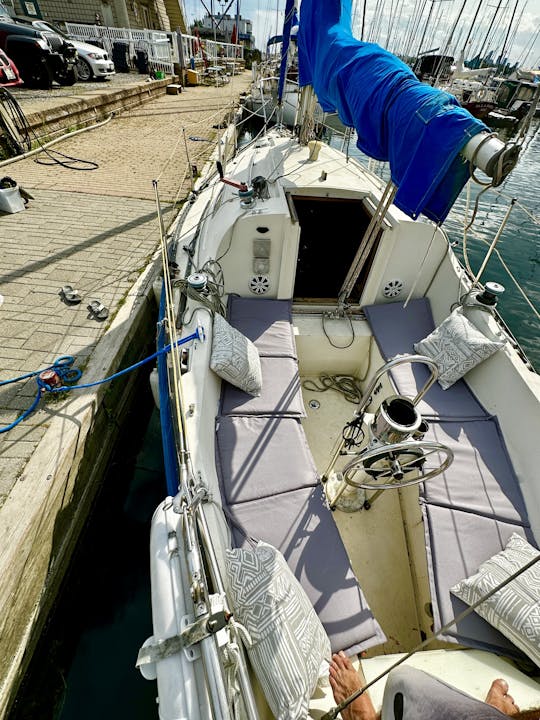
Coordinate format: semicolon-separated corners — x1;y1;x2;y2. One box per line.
87;38;105;50
112;40;130;72
135;49;149;74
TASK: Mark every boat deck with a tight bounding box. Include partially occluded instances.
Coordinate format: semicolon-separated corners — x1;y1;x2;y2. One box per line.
300;374;423;656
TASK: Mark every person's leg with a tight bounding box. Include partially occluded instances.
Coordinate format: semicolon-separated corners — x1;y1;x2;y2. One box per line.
329;651;379;720
485;679;520;716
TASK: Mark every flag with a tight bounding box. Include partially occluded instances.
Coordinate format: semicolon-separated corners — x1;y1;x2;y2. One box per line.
230;23;237;45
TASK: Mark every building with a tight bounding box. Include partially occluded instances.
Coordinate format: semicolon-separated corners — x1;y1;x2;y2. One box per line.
0;0;187;32
192;12;254;49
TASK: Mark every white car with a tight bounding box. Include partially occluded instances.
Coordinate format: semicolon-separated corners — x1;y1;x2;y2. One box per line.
28;19;116;81
70;37;116;81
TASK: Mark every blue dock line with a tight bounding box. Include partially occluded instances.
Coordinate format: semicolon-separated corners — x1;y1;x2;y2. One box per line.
0;326;205;434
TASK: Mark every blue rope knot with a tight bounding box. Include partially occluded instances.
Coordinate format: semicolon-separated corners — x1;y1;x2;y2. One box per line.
36;356;83;392
0;326;205;434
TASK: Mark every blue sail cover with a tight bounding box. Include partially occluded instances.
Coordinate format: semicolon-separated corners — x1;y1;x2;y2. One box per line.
298;0;488;223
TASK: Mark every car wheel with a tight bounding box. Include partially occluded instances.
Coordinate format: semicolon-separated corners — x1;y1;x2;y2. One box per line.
25;62;53;90
76;57;93;82
56;66;78;86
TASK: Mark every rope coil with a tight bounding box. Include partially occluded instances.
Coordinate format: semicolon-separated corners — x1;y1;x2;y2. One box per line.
0;328;204;435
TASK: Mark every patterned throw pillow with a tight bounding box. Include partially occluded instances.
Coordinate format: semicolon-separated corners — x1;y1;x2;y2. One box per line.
451;533;540;667
210;313;262;396
225;542;331;720
414;308;504;389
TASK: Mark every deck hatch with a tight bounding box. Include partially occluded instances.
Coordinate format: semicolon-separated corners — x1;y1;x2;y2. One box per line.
290;195;379;302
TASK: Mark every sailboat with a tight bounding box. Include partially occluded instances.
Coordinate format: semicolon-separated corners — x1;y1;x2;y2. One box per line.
137;0;540;718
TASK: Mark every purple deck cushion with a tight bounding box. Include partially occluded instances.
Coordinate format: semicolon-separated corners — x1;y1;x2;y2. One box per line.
226;485;387;655
227;296;297;359
363;299;488;420
421;502;536;658
215;416;319;504
421;418;530;525
220;356;306;417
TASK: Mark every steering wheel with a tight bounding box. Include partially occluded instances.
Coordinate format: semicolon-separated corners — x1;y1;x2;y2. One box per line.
340;440;453;490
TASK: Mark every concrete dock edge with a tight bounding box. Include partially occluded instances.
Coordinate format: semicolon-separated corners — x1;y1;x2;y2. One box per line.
0;254;161;717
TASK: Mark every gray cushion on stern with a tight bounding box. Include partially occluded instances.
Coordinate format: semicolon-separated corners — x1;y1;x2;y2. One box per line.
227;485;387;655
216;416;319;505
227;296;297;359
421;418;530;525
221;356;306;417
421;502;535;658
363;299;488;420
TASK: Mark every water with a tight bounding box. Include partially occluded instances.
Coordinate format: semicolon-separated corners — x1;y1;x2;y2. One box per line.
9;386;163;720
331;121;540;369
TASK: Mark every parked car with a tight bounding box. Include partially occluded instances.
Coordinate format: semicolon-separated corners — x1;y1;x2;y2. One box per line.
0;47;21;86
17;19;115;81
0;19;77;88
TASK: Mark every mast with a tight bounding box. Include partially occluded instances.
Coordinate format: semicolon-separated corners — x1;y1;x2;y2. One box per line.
361;0;367;41
477;0;503;66
416;0;435;57
211;0;217;44
498;0;519;71
463;0;484;48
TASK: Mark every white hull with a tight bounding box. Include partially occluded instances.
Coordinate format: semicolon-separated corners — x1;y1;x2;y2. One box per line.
140;127;540;718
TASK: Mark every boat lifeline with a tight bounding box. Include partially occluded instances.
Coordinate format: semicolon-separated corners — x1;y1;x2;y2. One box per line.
137;1;540;717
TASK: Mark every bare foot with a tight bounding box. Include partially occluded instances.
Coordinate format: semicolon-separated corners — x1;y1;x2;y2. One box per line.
485;679;520;716
329;651;378;720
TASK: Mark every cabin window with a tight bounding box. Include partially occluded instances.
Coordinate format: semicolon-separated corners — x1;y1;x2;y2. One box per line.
290;195;378;303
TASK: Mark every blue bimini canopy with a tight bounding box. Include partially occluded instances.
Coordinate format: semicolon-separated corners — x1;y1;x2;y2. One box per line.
298;0;488;223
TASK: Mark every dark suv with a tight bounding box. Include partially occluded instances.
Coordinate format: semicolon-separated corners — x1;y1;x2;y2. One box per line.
0;19;77;88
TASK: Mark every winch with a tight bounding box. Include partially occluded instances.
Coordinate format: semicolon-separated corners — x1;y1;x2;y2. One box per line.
187;273;208;293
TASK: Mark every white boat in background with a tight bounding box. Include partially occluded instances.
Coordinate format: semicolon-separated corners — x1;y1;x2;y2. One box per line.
244;30;327;129
137;1;540;718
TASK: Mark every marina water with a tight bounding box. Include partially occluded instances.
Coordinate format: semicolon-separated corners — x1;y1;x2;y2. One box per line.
9;120;540;720
9;383;163;719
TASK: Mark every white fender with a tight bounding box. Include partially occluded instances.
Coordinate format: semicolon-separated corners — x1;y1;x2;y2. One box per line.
144;499;212;720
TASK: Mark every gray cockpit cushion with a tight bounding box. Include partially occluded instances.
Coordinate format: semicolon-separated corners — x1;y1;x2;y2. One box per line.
421;502;535;657
227;296;297;359
421;418;530;525
216;416;319;505
226;485;387;655
220;356;306;417
363;299;488;420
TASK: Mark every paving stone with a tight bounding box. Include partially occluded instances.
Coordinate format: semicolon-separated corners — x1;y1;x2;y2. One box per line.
0;459;26;497
0;71;252;498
